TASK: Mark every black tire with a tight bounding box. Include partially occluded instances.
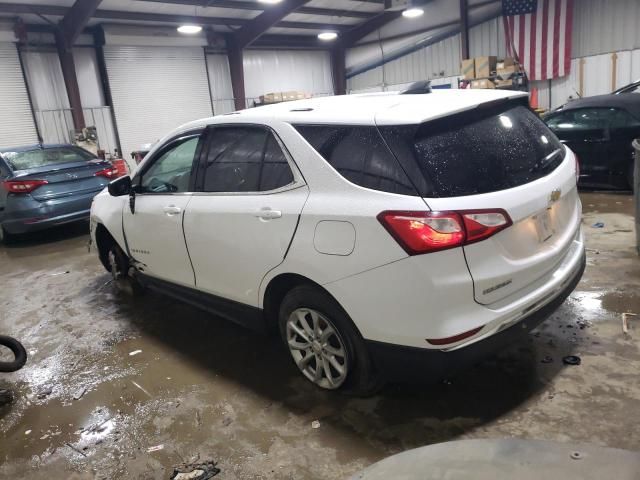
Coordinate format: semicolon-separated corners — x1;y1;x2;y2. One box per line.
278;284;381;396
0;335;27;372
0;225;15;245
104;241;144;296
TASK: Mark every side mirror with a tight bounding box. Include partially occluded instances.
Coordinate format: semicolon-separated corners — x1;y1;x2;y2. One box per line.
108;175;132;197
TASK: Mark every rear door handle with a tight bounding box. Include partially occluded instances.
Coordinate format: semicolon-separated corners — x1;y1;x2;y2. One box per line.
163;205;182;216
254;208;282;220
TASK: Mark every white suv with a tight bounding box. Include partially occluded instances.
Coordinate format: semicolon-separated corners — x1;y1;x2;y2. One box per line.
90;89;585;394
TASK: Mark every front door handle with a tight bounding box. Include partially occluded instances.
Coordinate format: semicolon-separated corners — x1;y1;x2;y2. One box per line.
254;208;282;220
163;205;182;216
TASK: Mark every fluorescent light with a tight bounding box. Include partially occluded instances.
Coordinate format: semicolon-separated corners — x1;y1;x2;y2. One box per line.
402;7;424;18
258;0;282;3
177;25;202;34
318;32;338;41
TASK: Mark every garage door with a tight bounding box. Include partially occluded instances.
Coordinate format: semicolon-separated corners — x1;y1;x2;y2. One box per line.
104;46;213;164
0;43;39;149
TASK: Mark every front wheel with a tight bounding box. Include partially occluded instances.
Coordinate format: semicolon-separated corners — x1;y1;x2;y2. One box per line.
278;285;380;395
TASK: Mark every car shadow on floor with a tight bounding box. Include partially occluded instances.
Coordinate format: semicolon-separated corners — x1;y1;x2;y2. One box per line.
95;279;574;450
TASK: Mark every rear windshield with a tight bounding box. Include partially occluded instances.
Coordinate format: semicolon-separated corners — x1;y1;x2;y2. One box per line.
2;147;95;171
379;103;565;197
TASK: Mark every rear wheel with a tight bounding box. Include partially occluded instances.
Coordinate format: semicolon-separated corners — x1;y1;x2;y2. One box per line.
278;285;381;395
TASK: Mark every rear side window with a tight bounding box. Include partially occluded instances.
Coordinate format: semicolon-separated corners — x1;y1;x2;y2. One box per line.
294;125;417;196
380;104;565;198
3;146;95;171
201;127;294;193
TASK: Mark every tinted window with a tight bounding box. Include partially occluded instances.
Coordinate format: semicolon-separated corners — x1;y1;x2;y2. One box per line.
547;107;640;131
294;126;416;195
201;127;294;193
380;104;565;198
3;146;95;171
140;136;199;193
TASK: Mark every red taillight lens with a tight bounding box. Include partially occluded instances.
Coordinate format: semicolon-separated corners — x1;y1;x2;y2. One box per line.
377;211;465;254
1;179;48;194
378;209;512;255
94;166;119;179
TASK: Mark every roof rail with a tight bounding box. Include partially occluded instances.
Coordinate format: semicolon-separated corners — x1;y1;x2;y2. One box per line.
401;80;432;95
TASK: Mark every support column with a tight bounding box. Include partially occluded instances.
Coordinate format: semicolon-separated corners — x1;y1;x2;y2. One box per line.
56;31;85;130
331;44;346;95
227;36;246;111
459;0;470;60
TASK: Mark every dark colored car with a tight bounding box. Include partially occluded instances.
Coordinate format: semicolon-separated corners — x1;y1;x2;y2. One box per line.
544;94;640;190
0;144;119;243
613;79;640;95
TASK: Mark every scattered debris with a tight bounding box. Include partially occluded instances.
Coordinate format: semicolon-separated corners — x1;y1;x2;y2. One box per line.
147;444;164;453
591;222;605;228
195;410;202;427
25;430;32;435
0;389;14;405
541;356;553;363
311;420;321;429
65;442;87;457
570;451;584;460
40;434;50;440
563;355;582;366
221;417;232;427
622;313;637;334
37;386;53;399
131;380;152;398
129;349;142;356
171;460;220;480
49;270;70;276
73;387;87;401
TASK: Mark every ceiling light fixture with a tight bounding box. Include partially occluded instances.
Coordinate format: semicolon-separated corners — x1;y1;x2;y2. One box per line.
258;0;283;4
177;25;202;34
402;7;424;18
318;31;338;41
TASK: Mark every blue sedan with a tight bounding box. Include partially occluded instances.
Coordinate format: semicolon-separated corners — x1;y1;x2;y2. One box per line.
0;144;119;243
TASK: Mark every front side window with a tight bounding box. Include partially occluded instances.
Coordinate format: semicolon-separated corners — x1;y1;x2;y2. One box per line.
294;125;417;196
3;146;95;171
201;127;294;193
139;136;199;193
546;107;640;131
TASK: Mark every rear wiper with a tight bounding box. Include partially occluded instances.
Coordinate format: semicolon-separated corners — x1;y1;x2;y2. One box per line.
529;148;563;174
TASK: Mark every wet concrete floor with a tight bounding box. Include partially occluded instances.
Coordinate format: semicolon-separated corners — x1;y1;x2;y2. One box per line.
0;192;638;479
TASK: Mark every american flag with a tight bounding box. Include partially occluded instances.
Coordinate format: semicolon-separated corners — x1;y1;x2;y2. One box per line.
502;0;574;81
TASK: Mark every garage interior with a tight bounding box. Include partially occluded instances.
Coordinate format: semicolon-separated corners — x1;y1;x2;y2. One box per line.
1;0;639;478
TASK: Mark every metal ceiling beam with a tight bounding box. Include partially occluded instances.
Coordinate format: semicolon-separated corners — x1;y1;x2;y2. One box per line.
231;0;313;49
135;0;377;19
59;0;102;48
341;10;403;47
0;3;349;32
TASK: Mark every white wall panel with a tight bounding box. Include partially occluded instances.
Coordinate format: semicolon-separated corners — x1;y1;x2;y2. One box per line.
469;16;506;58
104;46;212;163
21;49;69;111
242;49;333;105
74;47;105;108
0;43;38;148
206;54;235;116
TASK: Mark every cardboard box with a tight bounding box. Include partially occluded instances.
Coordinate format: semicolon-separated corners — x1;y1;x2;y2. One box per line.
461;58;476;80
494;79;513;88
281;91;306;101
260;92;282;104
471;79;496;89
496;65;521;80
475;55;497;78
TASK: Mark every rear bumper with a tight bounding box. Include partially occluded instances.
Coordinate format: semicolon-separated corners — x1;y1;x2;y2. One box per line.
1;191;97;234
366;252;586;382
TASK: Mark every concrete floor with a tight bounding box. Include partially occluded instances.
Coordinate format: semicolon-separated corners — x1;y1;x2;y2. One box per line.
0;192;638;479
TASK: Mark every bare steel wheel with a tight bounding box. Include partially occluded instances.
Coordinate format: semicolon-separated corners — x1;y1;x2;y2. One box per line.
286;308;348;390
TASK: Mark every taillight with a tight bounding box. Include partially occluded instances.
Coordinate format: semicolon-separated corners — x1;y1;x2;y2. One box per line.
1;179;48;194
94;166;119;179
378;209;512;255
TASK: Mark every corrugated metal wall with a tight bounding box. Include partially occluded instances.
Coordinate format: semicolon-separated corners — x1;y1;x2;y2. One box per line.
348;0;640;95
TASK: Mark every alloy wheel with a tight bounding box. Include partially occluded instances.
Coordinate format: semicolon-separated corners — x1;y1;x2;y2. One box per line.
286;308;348;389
